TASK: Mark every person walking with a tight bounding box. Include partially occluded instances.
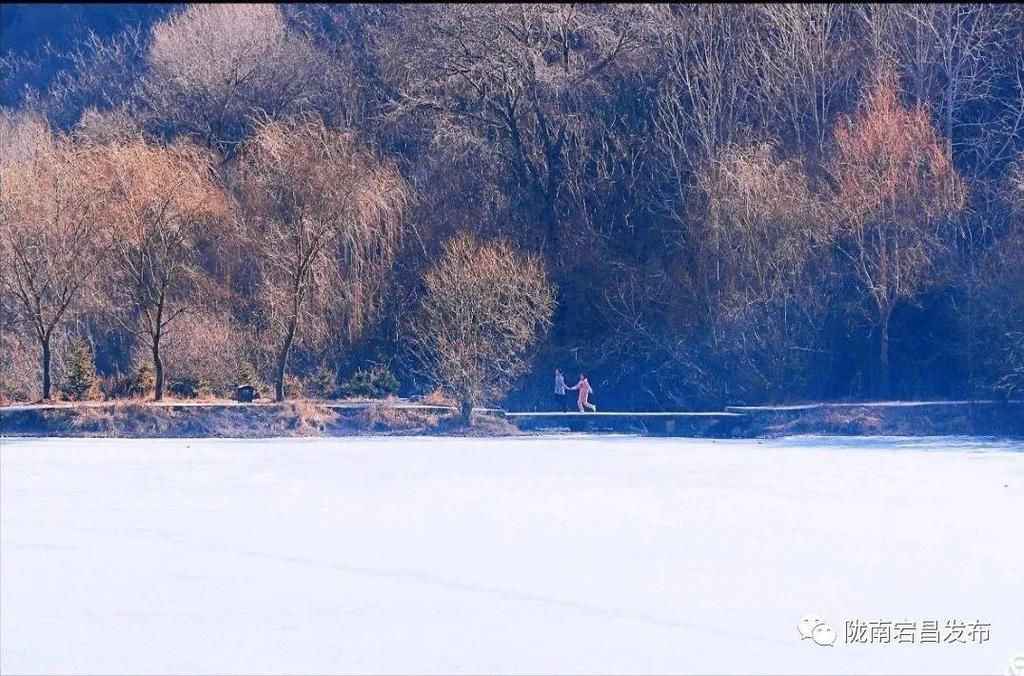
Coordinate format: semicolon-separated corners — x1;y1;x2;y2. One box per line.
554;368;570;412
568;373;597;413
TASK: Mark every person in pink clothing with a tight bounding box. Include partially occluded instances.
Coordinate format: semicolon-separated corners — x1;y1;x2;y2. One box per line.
568;373;597;412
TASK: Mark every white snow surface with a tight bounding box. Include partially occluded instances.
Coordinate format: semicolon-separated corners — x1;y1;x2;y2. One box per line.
1;435;1022;675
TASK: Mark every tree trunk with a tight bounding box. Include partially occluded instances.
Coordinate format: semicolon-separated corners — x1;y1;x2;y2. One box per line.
274;358;286;401
275;322;297;403
879;314;891;399
543;198;560;261
152;339;164;401
41;337;52;401
459;400;474;426
153;297;165;400
275;350;288;403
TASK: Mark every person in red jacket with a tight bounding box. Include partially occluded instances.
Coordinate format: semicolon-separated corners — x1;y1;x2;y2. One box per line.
568;373;597;412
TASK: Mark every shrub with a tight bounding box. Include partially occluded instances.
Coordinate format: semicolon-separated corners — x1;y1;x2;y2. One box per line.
308;364;338;399
97;369;128;399
341;365;400;399
131;362;156;398
60;336;100;401
283;373;305;399
0;330;38;403
168;374;212;399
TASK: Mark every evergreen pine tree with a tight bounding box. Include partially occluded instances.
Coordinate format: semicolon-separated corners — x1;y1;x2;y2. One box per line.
61;336;98;401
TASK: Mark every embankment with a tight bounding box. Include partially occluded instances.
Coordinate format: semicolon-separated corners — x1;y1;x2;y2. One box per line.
0;401;514;438
727;400;1024;437
1;399;1021;438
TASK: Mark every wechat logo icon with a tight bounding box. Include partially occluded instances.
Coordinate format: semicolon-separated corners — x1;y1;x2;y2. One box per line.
799;613;837;647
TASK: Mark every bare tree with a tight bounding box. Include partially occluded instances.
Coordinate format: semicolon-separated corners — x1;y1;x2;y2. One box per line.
43;26;153;131
0;328;39;403
865;5;1015;161
827;68;967;395
143;3;328;156
987;158;1024;397
653;4;758;301
855;5;1024;397
410;233;555;422
237;115;407;402
755;4;859;164
74;106;143;145
0;112;106;400
377;3;655;258
709;144;826;299
91;136;228;400
701;142;831;398
160;307;248;398
601;140;832;406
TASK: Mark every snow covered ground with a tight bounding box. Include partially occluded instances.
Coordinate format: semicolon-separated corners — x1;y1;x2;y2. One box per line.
1;435;1022;675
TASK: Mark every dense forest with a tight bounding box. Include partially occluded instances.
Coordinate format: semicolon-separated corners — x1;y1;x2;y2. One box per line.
1;3;1023;411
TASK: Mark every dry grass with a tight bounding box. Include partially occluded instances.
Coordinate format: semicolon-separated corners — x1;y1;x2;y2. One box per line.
761;403;1019;437
443;413;520;436
822;408;886;435
66;405;118;433
267;401;340;435
62;403;182;436
358;402;445;432
419;389;457;407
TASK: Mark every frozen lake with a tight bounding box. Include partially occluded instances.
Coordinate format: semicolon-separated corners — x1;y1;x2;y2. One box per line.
2;435;1022;675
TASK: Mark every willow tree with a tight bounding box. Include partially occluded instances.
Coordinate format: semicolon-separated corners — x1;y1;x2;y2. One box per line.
0;113;106;401
237;115;407;402
410;234;555;423
828;69;966;396
92;137;229;400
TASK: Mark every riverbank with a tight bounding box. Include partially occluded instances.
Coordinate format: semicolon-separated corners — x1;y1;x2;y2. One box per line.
0;400;516;438
2;398;1022;438
728;399;1024;437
